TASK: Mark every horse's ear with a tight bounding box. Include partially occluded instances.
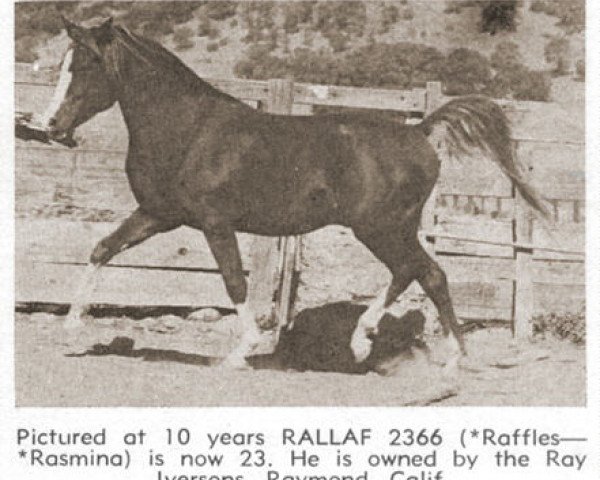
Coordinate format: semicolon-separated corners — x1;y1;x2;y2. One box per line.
62;16;102;58
96;17;115;44
61;15;81;38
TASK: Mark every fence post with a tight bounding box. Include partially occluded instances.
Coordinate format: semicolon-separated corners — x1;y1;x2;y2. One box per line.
246;78;298;347
512;141;535;340
419;82;442;335
421;82;442;254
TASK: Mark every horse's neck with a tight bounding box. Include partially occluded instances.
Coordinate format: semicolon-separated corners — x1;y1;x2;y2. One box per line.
118;73;195;134
114;58;237;147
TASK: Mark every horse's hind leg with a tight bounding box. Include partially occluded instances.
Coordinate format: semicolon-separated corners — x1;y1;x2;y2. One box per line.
63;208;177;329
351;230;465;368
350;230;417;362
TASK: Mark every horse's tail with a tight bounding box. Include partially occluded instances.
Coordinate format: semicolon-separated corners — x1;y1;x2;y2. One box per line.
419;95;550;218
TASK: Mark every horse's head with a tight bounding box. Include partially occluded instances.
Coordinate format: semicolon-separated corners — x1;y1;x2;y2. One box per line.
44;16;118;142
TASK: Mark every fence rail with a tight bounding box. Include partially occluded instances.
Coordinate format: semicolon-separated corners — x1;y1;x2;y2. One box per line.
15;73;585;340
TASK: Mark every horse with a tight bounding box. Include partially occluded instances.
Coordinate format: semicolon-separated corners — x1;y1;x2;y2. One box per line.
43;17;549;369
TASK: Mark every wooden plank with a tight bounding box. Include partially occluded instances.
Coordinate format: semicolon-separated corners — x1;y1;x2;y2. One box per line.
276;235;300;330
449;279;513;321
16;261;233;308
16;219;255;271
420;82;442;257
533;283;585;314
513;188;535;339
438;154;513;198
292;82;426;112
246;78;295;328
16;75;428;113
433;216;514;257
272;80;302;332
516;141;584;200
439;255;583;285
532;221;585;261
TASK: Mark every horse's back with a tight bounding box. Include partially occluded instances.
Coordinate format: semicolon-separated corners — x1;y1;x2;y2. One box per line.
176;108;439;235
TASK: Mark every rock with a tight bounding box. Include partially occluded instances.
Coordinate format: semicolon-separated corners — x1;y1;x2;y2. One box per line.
108;336;135;354
196;314;239;337
161;314;182;328
29;312;57;323
187;308;222;323
147;315;183;334
97;317;116;327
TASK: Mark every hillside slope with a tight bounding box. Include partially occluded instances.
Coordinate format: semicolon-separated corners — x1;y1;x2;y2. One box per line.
17;1;584;111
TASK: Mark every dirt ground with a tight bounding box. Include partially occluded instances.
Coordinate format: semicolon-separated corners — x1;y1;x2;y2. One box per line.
14;223;586;407
15;305;585;407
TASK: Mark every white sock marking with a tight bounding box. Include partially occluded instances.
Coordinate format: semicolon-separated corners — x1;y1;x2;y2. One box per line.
39;48;73;129
63;263;100;329
222;302;261;366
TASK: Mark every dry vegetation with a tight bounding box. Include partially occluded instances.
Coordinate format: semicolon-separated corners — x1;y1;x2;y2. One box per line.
16;1;585;103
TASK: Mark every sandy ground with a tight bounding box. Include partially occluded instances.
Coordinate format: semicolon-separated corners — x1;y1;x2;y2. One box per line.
15;306;585;407
14;224;585;408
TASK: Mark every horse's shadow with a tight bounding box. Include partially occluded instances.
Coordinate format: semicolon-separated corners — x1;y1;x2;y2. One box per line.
66;302;426;375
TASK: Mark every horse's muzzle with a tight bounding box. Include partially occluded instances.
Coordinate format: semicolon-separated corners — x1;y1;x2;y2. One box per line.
47;127;78;148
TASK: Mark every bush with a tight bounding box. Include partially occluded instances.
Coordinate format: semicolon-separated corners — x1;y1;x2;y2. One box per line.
173;26;194;51
442;48;492;95
490;41;523;70
15;34;40;63
532;310;585;344
207;25;221;40
376;4;399;35
314;1;367;46
234;42;445;90
282;1;315;34
529;0;545;13
240;2;276;44
443;0;479;14
529;0;584;33
328;32;350;53
204;1;237;21
120;2;201;37
15;1;78;60
400;6;415;21
481;1;518;34
488;64;550;101
234;44;287;79
544;36;571;74
511;69;551;101
206;42;220;53
198;18;213;37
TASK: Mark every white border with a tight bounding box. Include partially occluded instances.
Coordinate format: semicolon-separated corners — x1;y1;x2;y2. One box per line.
1;1;598;479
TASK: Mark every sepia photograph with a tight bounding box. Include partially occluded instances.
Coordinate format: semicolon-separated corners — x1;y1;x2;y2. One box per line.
13;0;586;407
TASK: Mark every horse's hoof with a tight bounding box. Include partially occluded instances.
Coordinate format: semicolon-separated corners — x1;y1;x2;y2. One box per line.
219;355;252;370
63;315;85;330
441;352;461;380
350;332;372;363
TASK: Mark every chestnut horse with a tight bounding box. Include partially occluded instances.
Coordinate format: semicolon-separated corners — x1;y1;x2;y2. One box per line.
44;17;548;369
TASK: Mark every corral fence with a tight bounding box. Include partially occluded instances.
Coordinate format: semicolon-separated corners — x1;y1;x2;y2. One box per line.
15;66;585;342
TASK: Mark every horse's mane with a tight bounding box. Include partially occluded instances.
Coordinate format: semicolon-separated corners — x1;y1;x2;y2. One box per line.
108;26;238;102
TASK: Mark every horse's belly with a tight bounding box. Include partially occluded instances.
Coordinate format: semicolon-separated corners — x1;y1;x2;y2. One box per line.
236;183;341;235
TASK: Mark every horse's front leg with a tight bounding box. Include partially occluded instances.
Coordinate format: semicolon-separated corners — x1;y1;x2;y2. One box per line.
203;223;260;369
63;208;177;329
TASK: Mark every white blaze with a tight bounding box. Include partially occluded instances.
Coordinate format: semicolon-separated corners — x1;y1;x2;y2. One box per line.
38;48;74;129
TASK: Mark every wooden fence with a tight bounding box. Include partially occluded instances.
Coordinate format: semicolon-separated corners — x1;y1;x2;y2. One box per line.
15;70;585;340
